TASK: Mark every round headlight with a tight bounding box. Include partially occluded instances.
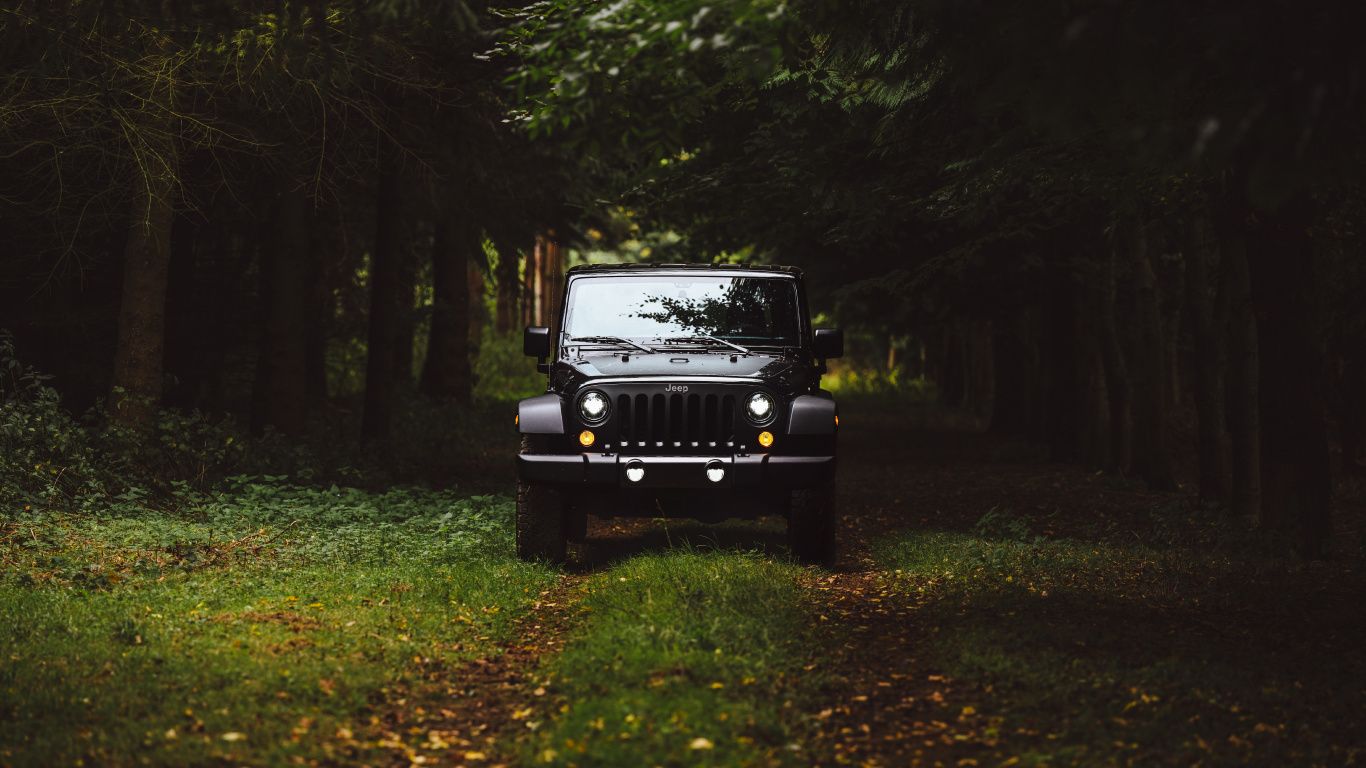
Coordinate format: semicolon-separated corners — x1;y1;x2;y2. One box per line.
578;391;609;423
745;392;776;424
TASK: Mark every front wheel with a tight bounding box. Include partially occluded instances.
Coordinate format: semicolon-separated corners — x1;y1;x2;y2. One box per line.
516;436;567;563
787;486;837;565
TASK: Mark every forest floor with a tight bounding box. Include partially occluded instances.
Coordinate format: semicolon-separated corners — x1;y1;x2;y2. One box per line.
3;399;1365;767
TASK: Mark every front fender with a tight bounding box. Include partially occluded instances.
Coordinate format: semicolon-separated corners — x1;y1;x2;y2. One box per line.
786;394;837;435
518;393;566;434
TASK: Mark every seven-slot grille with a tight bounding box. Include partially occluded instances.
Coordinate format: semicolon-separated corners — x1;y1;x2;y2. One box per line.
615;393;736;452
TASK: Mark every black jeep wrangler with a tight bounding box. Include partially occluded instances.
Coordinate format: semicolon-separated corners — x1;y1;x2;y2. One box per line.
513;263;843;563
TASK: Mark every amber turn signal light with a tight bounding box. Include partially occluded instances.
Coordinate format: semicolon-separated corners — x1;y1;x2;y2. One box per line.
757;431;774;448
579;430;596;447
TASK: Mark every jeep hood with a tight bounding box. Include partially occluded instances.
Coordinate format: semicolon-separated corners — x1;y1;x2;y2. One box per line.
570;353;789;379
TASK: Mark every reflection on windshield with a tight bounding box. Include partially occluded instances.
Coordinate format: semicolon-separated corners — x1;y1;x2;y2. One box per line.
564;275;800;345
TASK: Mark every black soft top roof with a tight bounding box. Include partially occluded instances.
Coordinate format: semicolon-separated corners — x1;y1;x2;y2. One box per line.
566;262;802;276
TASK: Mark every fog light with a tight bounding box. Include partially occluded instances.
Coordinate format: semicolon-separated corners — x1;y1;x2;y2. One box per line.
579;430;595;447
625;461;645;483
757;431;774;448
705;461;725;483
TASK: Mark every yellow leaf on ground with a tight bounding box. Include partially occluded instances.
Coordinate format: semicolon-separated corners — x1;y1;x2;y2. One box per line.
690;738;714;750
220;732;246;741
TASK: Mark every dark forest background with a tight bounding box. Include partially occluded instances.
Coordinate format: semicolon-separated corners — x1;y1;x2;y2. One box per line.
1;0;1363;557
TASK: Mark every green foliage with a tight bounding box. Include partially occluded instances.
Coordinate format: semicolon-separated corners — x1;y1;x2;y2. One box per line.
0;331;96;509
501;0;796;161
473;331;547;403
521;547;820;766
822;362;937;402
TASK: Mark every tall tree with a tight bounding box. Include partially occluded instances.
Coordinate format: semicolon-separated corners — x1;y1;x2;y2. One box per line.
251;174;310;439
109;31;179;428
419;195;474;402
361;145;404;443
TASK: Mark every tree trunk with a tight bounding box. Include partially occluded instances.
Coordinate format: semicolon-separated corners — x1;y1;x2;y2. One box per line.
1074;259;1110;469
419;202;473;402
495;247;519;336
392;232;416;391
252;177;310;439
1218;211;1261;521
1185;212;1231;505
1128;225;1178;491
468;258;485;351
1098;245;1133;474
522;246;537;329
361;155;403;443
1342;358;1365;476
1245;197;1332;557
989;312;1028;436
543;233;564;333
1162;256;1184;410
304;202;336;409
109;61;177;429
1044;276;1079;461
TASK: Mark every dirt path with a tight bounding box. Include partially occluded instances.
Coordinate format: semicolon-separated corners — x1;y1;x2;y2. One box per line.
566;404;1178;767
356;575;588;768
380;403;1182;766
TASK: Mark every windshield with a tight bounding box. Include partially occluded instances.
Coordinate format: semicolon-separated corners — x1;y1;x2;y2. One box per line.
563;275;802;346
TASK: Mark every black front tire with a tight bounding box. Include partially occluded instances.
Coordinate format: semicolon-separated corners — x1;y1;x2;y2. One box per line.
788;486;837;565
516;436;567;563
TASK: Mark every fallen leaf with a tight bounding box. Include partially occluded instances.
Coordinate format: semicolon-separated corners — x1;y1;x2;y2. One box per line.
689;738;714;750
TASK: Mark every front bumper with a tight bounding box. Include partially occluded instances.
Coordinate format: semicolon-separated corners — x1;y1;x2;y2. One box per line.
516;453;836;490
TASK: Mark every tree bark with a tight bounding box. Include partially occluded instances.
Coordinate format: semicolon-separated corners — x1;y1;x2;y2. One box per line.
522;246;537;329
1245;198;1333;557
468;257;485;351
1044;276;1080;461
989;312;1028;436
109;57;178;429
495;246;519;336
1342;358;1366;476
392;230;416;391
1128;225;1178;491
1098;245;1133;474
419;201;473;402
543;233;564;333
1185;212;1231;505
361;155;403;444
304;202;336;409
251;176;310;439
1218;212;1261;521
1074;259;1110;469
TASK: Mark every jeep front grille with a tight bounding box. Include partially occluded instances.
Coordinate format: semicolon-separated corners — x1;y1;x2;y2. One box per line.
616;393;736;451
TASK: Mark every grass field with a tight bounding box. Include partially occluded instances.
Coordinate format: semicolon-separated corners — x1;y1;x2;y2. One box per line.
0;485;555;767
4;395;1365;767
872;509;1366;767
516;546;822;767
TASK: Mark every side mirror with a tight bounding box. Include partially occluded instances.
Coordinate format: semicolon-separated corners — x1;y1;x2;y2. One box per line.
813;328;844;360
524;326;551;358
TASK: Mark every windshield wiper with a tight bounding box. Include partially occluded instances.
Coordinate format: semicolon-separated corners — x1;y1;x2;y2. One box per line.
569;336;656;353
660;335;750;355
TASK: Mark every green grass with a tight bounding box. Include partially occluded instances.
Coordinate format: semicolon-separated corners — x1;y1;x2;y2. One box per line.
873;511;1366;767
0;485;556;767
519;546;822;767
